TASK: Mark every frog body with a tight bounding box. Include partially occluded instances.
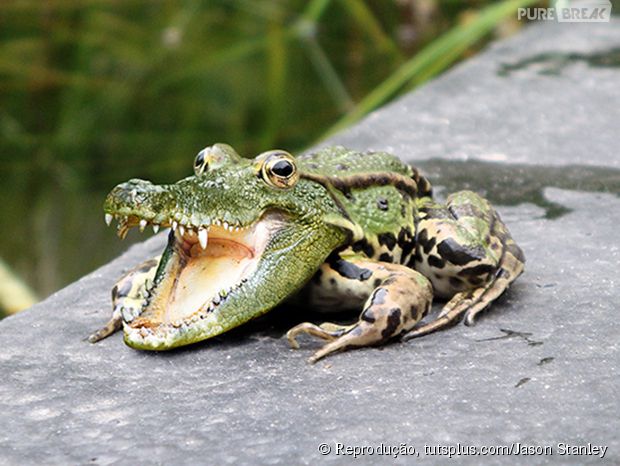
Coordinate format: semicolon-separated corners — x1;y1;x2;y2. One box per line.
90;144;524;362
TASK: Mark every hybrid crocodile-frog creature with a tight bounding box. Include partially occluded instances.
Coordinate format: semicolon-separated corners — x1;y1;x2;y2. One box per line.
89;144;525;362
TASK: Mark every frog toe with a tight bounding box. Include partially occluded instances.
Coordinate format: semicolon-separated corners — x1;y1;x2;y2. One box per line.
307;328;370;363
88;309;123;343
286;322;353;349
464;305;486;326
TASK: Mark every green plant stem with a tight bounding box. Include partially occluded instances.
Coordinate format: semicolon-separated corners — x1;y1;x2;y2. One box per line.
302;36;354;113
341;0;403;59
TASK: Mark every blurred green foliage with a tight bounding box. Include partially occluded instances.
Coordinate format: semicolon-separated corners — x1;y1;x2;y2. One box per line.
0;0;540;310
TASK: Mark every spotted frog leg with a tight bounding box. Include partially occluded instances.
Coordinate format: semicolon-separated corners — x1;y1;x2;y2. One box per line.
88;257;160;343
287;257;433;363
403;191;525;339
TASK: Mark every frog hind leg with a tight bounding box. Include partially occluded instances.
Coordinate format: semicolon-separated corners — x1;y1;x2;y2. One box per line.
403;191;525;340
88;256;160;343
287;258;433;363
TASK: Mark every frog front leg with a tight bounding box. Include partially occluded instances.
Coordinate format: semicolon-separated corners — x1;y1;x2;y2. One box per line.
287;257;433;363
403;190;525;339
88;256;160;343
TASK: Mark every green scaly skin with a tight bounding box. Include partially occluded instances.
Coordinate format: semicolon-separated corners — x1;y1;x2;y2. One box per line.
89;144;525;362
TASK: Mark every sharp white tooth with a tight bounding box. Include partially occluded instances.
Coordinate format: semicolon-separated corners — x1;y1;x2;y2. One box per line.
152;224;160;233
223;221;229;230
105;213;113;226
179;225;185;235
215;219;221;226
172;220;178;231
139;219;147;232
198;228;208;249
234;226;239;232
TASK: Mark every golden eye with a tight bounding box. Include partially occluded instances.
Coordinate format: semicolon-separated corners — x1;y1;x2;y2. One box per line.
194;150;209;176
260;151;299;189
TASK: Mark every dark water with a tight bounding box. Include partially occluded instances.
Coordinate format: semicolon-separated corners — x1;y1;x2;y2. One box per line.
498;47;620;76
417;159;620;219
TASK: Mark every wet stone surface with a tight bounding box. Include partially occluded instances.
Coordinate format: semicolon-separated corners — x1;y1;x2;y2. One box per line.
1;20;619;466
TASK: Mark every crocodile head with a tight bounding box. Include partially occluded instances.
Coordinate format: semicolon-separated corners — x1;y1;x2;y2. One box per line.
104;144;347;350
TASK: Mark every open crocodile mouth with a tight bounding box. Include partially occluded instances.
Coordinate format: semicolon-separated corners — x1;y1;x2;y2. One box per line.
105;212;280;347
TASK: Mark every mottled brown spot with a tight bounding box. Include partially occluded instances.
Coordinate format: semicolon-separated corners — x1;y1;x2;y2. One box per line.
330;258;373;281
378;252;393;263
398;226;415;258
382;277;397;286
427;255;445;269
137;260;158;274
437;238;486;265
449;277;465;289
381;308;402;339
468;276;484;286
371;288;388;306
116;280;133;299
352;239;375;258
361;309;376;323
458;264;495;277
377;232;397;250
409;304;420;320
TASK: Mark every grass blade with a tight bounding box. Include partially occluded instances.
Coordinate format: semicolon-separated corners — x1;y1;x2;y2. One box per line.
323;0;539;138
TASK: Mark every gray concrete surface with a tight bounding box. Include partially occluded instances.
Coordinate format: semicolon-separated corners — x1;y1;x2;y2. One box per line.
1;20;619;465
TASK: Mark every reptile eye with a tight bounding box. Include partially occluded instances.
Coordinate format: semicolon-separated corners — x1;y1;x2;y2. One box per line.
260;151;299;189
194;150;209;176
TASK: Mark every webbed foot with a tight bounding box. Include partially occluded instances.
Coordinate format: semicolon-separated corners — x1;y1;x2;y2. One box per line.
288;258;432;363
403;239;524;340
88;257;160;343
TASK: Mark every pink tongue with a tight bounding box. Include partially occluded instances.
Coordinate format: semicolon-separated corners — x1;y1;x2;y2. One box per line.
189;237;255;260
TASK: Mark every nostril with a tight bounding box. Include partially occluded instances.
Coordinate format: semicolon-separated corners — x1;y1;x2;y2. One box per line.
113;179;155;204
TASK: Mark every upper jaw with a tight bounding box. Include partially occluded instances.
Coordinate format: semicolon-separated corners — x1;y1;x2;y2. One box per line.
104;178;260;240
105;209;258;242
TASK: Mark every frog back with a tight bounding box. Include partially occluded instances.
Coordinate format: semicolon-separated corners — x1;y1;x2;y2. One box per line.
298;146;414;178
298;146;432;265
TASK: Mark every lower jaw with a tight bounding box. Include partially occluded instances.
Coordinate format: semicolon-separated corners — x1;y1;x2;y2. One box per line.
123;313;228;350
